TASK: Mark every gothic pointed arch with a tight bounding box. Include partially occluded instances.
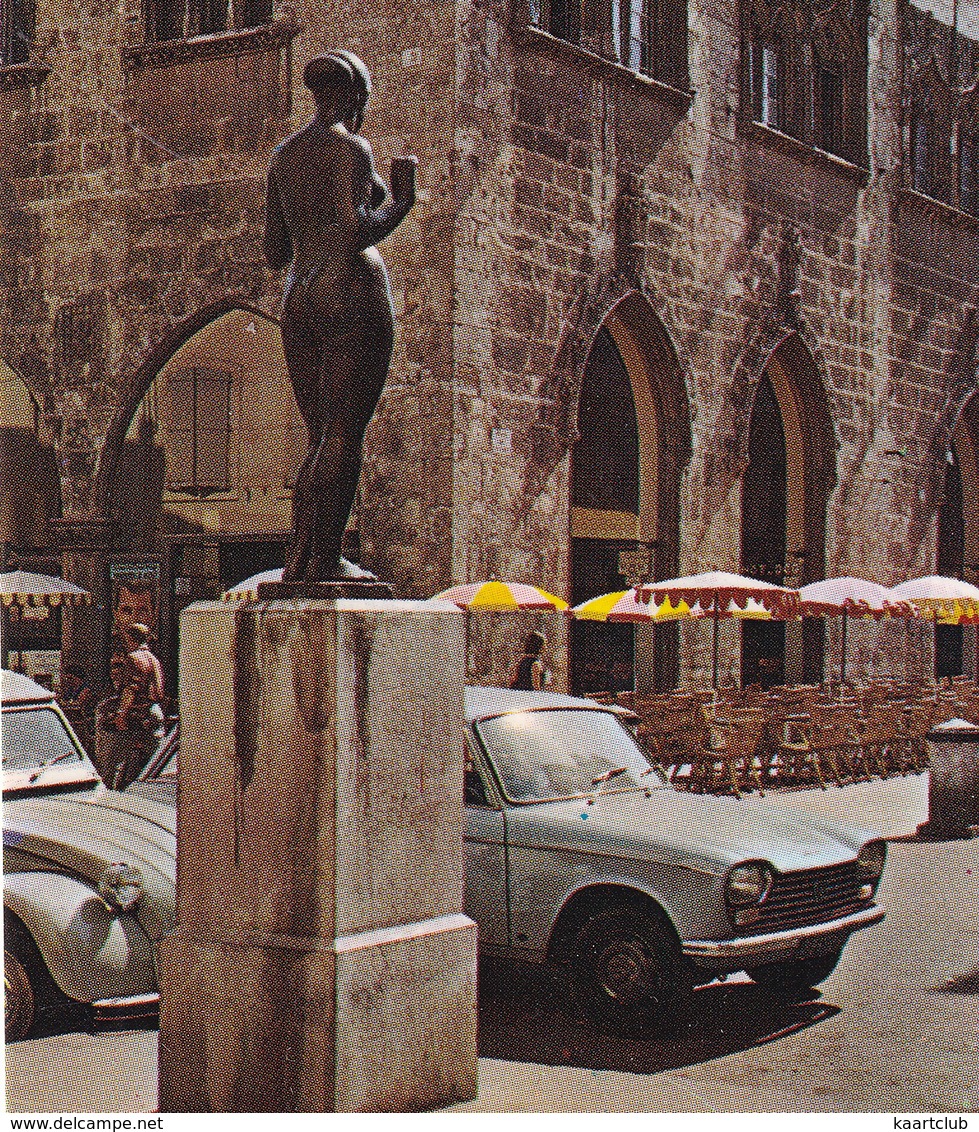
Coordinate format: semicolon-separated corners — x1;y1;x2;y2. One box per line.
93;299;279;515
568;290;692;693
0;360;60;552
738;330;836;684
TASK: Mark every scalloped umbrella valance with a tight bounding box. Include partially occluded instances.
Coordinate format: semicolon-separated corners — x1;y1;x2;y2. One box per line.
0;571;91;608
640;572;800;688
891;575;979;622
797;577;916;682
222;569;284;601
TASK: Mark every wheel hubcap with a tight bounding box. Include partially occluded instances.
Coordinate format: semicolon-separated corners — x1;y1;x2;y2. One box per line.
596;938;656;1003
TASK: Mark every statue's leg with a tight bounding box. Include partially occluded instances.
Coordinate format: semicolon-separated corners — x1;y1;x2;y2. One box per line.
304;328;392;581
280;307;324;582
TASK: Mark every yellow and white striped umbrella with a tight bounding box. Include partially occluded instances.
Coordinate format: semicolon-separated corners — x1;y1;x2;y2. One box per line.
433;580;568;612
572;589;691;622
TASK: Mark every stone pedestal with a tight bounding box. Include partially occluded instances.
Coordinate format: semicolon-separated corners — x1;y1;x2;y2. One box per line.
158;598;478;1112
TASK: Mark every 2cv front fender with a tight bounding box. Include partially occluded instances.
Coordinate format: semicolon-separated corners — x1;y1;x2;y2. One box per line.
5;871;158;1004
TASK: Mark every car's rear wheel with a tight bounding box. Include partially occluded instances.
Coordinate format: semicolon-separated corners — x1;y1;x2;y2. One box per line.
5;941;36;1042
570;905;692;1035
746;950;842;999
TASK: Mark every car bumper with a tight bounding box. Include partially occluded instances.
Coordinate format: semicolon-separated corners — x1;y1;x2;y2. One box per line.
91;993;159;1028
682;904;885;966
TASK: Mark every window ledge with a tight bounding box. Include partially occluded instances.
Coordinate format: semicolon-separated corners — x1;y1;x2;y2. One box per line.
521;26;693;113
897;185;979;229
0;63;52;90
123;17;301;72
747;120;869;184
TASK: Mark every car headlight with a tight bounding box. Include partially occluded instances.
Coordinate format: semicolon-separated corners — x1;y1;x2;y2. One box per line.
856;840;887;883
725;861;774;907
98;863;144;911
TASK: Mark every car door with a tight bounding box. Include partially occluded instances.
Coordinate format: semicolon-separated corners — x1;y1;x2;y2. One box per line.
463;739;509;949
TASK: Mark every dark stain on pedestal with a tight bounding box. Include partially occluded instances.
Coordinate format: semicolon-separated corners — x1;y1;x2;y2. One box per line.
232;609;260;789
350;617;377;815
232;609;261;867
291;611;335;733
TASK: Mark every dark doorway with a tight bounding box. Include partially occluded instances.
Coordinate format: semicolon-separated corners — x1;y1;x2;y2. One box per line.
936;449;965;679
569;539;634;695
570;328;640;694
741;375;787;688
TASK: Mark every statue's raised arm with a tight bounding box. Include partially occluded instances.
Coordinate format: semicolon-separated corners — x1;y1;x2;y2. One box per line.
263;53;418;588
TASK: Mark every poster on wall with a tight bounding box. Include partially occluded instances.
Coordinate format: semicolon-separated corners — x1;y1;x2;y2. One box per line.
108;562;161;651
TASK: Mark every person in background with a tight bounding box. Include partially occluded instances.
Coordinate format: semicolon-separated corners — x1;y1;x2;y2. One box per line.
107;624;165;789
511;631;550;691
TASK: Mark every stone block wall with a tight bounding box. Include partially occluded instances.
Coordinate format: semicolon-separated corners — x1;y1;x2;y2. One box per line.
1;0;977;687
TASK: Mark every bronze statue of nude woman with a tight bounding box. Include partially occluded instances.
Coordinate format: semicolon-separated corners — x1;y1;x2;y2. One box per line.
264;52;417;587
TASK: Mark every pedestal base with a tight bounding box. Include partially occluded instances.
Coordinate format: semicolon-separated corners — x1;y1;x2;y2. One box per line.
159;597;477;1112
159;915;478;1112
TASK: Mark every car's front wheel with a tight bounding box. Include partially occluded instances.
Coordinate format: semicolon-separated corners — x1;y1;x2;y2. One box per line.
4;942;36;1042
570;905;692;1035
746;949;843;999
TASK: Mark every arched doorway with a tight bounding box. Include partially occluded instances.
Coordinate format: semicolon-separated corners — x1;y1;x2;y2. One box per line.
937;394;979;678
569;296;688;695
0;363;62;674
110;308;303;683
741;373;787;687
741;333;833;686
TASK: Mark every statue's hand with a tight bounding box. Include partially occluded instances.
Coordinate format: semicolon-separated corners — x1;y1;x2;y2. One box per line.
391;155;418;207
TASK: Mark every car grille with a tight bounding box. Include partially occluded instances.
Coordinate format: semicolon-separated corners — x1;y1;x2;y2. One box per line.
745;860;868;935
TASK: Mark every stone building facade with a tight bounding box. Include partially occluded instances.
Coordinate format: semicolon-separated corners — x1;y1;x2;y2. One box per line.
1;0;977;693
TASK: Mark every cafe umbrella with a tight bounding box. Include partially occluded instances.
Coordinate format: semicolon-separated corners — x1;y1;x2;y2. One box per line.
221;568;284;601
0;570;92;670
891;575;979;679
433;580;569;612
571;589;691;622
639;571;800;688
797;576;916;684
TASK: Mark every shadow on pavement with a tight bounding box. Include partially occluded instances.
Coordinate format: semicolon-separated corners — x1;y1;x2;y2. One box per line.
928;965;979;994
477;958;840;1074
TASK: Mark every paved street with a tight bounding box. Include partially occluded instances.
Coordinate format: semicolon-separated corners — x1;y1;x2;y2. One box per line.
6;773;978;1113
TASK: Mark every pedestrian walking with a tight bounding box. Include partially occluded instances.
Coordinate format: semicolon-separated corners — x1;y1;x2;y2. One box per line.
511;631;550;691
95;625;165;790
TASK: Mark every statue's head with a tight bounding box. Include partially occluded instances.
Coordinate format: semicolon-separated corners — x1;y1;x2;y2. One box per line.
303;54;355;119
328;50;371;131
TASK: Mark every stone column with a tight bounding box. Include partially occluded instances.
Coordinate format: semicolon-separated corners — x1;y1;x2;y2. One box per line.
158;598;478;1112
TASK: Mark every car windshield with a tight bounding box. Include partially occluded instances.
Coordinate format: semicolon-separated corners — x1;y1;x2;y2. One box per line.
2;706;97;790
474;708;667;803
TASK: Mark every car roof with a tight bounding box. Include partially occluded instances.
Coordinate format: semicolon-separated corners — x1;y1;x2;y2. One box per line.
463;685;631;722
1;669;57;706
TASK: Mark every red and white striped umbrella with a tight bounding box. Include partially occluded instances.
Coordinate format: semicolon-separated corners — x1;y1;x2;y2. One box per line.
797;577;915;682
640;572;800;687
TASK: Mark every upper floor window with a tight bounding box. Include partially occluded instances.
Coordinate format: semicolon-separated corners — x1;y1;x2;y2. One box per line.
1;0;34;66
531;0;688;90
534;0;582;45
960;126;978;214
958;86;979;215
145;0;272;42
743;0;868;166
748;38;782;129
906;58;969;209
